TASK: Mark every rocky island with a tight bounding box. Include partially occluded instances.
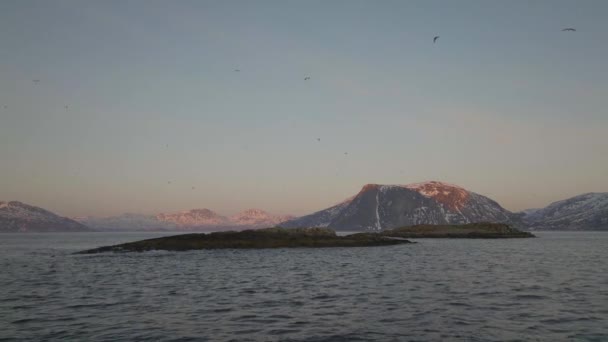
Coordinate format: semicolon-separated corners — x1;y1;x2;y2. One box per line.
76;227;413;253
381;222;535;239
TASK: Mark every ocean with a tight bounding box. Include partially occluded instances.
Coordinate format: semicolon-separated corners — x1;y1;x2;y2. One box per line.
1;231;607;341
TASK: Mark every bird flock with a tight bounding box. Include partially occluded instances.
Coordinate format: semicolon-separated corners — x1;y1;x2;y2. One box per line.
1;27;577;190
2;26;576;118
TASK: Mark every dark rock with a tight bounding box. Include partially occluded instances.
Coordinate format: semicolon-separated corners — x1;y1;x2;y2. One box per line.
381;222;535;238
76;227;413;253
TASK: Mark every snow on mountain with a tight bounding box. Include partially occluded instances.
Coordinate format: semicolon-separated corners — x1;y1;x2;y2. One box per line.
76;213;177;231
78;208;296;231
280;181;519;231
0;201;89;232
229;209;294;228
521;193;608;230
404;181;470;211
156;209;230;228
155;208;294;229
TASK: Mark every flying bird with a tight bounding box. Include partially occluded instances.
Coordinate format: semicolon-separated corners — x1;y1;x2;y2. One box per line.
234;69;240;72
562;28;576;32
344;152;348;155
433;36;440;43
192;186;195;190
32;80;40;84
64;105;68;110
2;105;6;109
317;138;321;142
168;181;171;184
304;77;311;81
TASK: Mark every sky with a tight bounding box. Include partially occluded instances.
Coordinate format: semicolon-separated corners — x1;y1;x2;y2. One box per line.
1;0;607;218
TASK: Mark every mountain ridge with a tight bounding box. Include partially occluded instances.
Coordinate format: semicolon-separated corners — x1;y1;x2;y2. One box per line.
4;186;607;232
280;181;520;231
520;192;608;230
76;208;294;231
0;201;90;232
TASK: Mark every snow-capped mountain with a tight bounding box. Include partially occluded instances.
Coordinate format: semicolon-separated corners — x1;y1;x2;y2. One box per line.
521;193;608;230
76;213;177;231
229;209;294;228
77;208;295;231
0;201;89;232
280;181;520;231
156;209;231;228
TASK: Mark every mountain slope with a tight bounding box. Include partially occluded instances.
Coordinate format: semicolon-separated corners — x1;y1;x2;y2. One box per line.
0;201;90;232
283;199;352;229
522;193;608;230
281;181;519;231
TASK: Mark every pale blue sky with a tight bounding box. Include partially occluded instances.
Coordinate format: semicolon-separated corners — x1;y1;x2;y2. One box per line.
1;0;607;217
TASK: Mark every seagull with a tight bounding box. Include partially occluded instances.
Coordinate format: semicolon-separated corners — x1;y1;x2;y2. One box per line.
562;28;576;32
344;152;348;155
64;105;68;111
304;77;311;81
433;36;440;43
317;138;321;142
234;69;240;72
32;80;40;84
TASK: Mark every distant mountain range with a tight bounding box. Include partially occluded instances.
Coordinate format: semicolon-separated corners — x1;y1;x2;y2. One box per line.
2;183;607;232
73;213;179;231
0;201;89;232
76;208;294;231
281;181;521;231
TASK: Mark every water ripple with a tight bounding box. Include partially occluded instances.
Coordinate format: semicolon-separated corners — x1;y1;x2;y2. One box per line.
0;232;607;341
